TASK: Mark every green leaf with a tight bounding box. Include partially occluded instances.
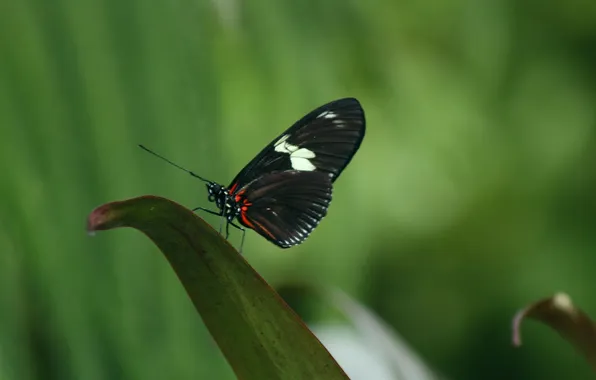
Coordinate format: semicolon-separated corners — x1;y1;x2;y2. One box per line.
87;195;349;380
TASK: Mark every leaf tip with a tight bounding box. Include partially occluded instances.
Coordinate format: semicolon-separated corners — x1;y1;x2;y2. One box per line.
87;202;125;233
511;309;525;347
511;292;576;349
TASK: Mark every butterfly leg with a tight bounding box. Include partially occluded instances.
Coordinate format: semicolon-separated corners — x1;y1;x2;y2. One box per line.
238;228;246;254
192;206;220;216
193;206;227;236
219;215;226;234
228;221;246;254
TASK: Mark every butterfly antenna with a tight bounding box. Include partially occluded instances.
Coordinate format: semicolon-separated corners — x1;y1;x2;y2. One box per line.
138;144;210;183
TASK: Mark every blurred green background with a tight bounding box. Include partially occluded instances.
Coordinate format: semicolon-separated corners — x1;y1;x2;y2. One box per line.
2;0;596;379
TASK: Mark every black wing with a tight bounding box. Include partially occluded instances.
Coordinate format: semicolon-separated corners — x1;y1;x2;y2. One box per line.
235;171;333;248
228;98;365;193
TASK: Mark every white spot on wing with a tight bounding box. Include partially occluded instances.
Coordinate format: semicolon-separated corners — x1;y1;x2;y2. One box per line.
292;148;315;159
290;156;316;171
274;134;317;171
274;134;291;152
317;110;337;119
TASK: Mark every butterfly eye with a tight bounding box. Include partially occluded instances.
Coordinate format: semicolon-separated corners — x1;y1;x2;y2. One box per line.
208;194;215;202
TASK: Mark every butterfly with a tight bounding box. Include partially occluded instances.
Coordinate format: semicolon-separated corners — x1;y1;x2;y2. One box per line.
140;97;365;251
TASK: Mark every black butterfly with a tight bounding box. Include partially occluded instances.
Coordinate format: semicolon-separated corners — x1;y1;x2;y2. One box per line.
140;98;365;250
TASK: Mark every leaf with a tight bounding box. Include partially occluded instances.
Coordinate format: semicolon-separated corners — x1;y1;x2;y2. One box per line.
326;288;441;380
512;292;596;372
87;195;349;380
277;284;442;380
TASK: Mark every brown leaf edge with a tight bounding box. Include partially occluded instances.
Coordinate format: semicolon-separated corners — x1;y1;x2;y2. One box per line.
512;292;596;372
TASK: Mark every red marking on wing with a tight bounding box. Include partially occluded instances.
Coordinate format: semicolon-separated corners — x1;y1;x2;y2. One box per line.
240;207;276;240
229;182;239;195
252;219;277;240
240;211;255;229
239;198;254;228
234;189;247;203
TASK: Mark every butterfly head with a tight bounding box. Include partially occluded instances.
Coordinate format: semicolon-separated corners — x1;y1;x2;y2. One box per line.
206;182;228;209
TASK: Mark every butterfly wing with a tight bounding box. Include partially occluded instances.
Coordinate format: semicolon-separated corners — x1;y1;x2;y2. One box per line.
228;98;365;193
235;171;333;248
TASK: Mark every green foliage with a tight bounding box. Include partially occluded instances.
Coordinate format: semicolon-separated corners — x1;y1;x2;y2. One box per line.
1;0;596;379
87;196;349;380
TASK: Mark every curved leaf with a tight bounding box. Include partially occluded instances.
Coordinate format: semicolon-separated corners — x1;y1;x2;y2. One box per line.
512;292;596;373
87;195;349;380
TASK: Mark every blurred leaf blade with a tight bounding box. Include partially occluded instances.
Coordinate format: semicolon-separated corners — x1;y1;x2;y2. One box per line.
87;195;349;380
327;288;441;380
512;292;596;372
